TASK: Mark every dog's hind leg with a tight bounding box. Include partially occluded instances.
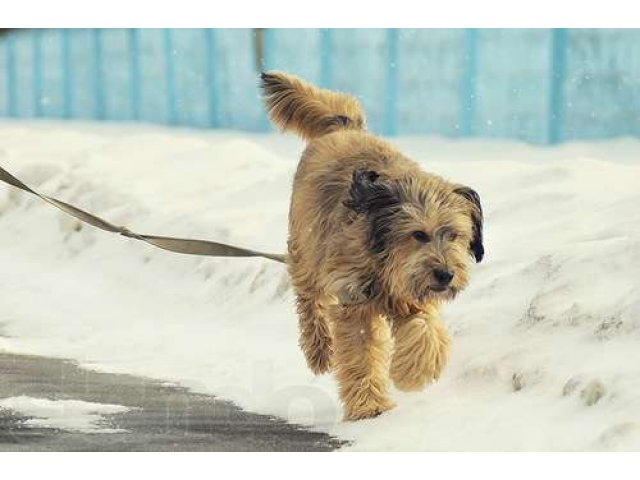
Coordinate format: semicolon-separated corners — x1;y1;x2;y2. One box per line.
390;305;451;392
296;293;334;375
331;305;395;421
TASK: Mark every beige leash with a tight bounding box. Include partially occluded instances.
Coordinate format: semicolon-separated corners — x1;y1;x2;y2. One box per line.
0;164;286;264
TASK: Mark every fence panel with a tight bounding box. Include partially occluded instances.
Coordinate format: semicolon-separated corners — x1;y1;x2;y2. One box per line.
263;29;323;86
396;29;467;137
214;29;265;131
474;29;553;144
563;29;640;141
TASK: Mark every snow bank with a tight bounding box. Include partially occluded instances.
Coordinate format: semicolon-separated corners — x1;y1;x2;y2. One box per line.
1;121;640;450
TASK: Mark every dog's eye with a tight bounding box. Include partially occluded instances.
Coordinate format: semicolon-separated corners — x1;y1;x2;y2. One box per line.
447;231;459;242
412;231;430;243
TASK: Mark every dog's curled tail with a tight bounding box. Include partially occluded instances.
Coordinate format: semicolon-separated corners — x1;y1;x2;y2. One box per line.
260;71;366;141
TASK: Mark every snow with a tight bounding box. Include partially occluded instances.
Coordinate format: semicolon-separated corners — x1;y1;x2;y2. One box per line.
0;396;130;433
1;120;640;450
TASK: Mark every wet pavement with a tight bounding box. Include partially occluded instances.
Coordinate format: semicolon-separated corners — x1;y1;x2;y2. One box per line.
0;353;344;451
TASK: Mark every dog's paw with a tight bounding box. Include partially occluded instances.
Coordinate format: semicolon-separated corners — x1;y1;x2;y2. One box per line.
343;400;395;421
390;316;450;391
305;348;333;375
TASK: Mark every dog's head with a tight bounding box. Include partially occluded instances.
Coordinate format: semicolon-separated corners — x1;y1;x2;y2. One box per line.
345;168;484;304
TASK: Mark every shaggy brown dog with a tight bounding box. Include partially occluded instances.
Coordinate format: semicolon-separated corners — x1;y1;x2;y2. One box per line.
261;71;484;421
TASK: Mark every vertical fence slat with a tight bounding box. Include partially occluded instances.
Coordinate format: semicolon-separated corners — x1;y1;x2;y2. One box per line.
5;34;18;117
460;28;478;137
320;29;333;88
253;28;265;72
61;29;73;118
163;28;178;125
204;28;221;128
549;28;568;144
128;28;141;120
261;29;275;131
384;28;399;136
33;29;44;116
93;29;106;119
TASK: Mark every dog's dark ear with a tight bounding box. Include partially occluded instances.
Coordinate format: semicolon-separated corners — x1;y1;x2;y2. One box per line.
454;186;484;263
344;169;400;214
345;169;402;254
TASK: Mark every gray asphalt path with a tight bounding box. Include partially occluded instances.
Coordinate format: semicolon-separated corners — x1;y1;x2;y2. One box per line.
0;353;344;451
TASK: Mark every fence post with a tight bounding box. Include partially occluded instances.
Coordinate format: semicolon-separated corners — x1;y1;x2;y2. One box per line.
163;28;178;125
61;29;73;118
5;34;17;117
259;29;276;131
460;28;478;137
253;28;265;72
384;28;399;136
204;28;220;128
549;28;568;144
92;29;106;120
128;29;141;121
33;29;44;116
320;28;333;88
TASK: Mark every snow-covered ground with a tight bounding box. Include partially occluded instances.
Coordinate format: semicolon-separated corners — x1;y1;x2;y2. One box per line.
1;121;640;451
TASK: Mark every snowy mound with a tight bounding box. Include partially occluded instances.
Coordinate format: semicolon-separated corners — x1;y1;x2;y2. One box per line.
1;121;640;450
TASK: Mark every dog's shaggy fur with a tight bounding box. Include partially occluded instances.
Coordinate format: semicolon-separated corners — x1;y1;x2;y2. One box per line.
261;71;484;421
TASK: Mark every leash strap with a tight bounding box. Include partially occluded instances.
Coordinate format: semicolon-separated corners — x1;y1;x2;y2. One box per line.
0;164;286;264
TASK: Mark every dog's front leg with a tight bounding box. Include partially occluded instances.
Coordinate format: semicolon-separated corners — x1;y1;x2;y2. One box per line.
330;304;394;421
390;304;451;392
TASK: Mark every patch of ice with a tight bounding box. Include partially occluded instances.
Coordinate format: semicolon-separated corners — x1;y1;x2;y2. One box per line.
0;396;131;434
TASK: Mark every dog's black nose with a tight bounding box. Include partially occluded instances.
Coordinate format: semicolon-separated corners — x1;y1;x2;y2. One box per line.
433;269;454;286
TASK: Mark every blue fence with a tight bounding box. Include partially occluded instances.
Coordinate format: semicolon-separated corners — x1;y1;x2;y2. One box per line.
1;28;640;144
